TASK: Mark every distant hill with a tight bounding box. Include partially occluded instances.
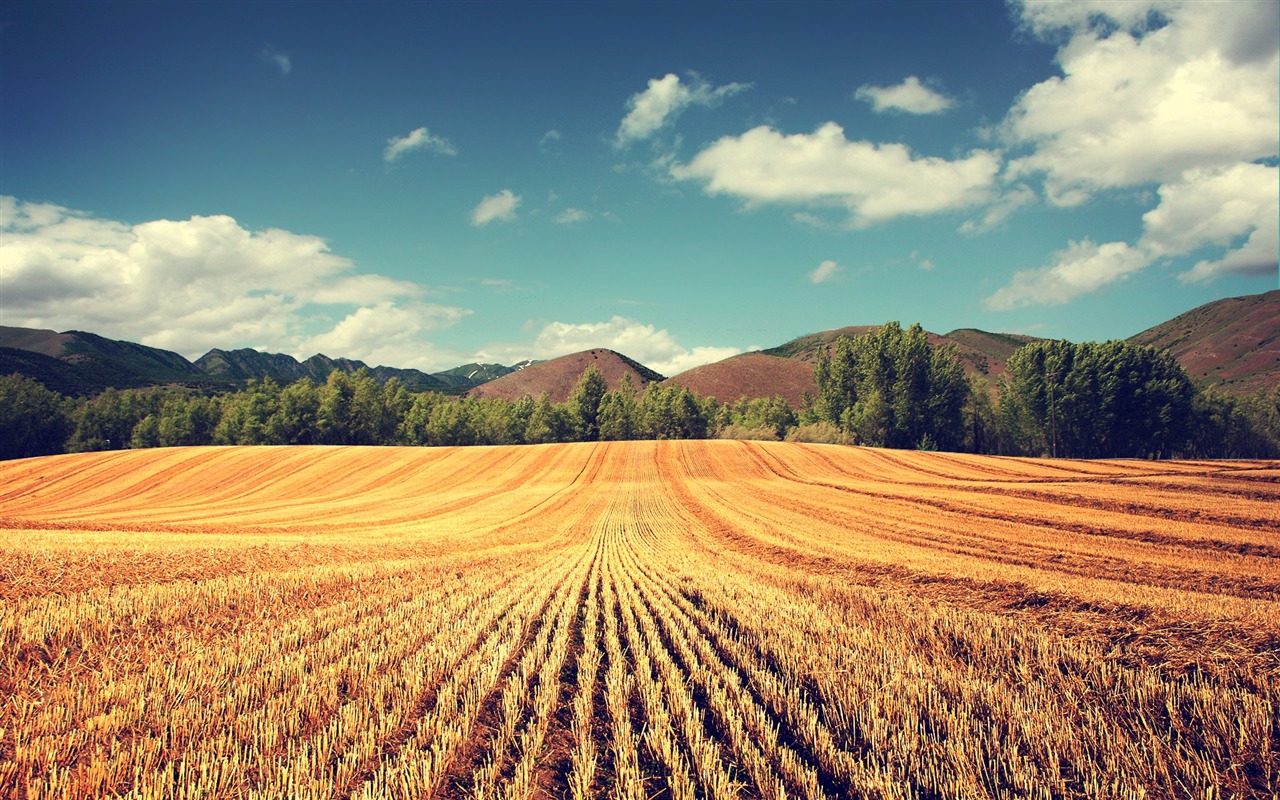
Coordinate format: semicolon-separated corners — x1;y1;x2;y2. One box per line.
466;349;664;403
194;348;455;393
1127;289;1280;393
941;329;1045;381
3;290;1274;401
434;360;539;388
0;327;216;394
0;327;510;396
663;352;817;407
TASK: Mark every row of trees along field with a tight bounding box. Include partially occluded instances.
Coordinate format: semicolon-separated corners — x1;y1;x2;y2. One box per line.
3;322;1278;461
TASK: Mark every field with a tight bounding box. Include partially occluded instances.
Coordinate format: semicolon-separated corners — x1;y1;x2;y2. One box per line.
1;440;1278;799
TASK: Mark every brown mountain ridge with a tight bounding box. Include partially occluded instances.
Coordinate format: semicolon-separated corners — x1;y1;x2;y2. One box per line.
463;349;665;403
1128;289;1279;394
2;291;1274;405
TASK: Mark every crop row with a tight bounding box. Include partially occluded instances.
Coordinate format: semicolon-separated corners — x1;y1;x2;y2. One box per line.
2;440;1277;797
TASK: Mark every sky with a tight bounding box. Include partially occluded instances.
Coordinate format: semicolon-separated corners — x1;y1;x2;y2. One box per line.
1;0;1276;376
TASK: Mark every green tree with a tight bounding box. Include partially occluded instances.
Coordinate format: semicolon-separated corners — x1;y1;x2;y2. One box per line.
316;371;355;445
213;379;280;445
267;378;321;445
69;387;156;451
425;399;475;446
722;396;795;440
1000;339;1194;458
130;414;161;449
598;375;640;441
156;393;219;447
570;366;608;441
0;374;73;460
814;322;968;450
399;392;444;445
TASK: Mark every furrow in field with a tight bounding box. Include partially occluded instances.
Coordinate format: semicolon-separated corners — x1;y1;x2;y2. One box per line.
733;442;1280;599
655;441;1280;682
618;535;826;800
8;553;561;799
347;547;582;800
748;442;1280;546
3;440;1278;799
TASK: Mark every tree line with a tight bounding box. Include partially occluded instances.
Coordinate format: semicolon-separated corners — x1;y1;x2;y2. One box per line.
3;322;1277;461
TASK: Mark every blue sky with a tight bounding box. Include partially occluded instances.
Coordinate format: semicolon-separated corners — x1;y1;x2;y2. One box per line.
1;1;1276;375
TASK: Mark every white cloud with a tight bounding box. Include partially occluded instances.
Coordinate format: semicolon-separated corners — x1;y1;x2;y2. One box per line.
476;315;740;376
471;189;521;226
615;72;751;147
808;260;842;284
959;184;1038;235
855;76;956;114
983;239;1152;310
384;126;458;163
671;122;999;227
298;302;470;369
1140;162;1279;282
982;1;1278;308
984;163;1279;306
539;129;562;150
554;208;589;225
260;45;291;75
1003;0;1278;202
0;197;470;369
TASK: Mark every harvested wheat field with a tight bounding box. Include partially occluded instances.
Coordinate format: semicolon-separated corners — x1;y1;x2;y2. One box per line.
1;441;1278;799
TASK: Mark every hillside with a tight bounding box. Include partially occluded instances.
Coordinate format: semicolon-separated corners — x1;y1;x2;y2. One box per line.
0;327;501;395
195;348;455;393
1127;290;1280;393
662;352;817;407
465;349;664;403
3;291;1275;401
0;326;216;393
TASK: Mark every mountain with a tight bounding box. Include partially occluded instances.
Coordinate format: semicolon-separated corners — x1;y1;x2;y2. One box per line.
465;349;664;403
433;360;540;387
3;291;1274;401
662;352;818;407
0;327;507;395
0;326;215;394
194;348;455;393
1127;289;1280;393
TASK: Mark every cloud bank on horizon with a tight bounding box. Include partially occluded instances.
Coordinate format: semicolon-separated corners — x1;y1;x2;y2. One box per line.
0;0;1274;373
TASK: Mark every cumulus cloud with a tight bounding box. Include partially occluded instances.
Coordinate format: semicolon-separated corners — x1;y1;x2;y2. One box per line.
298;302;471;369
808;260;842;284
855;76;956;114
671;122;999;227
0;197;469;369
1003;0;1278;202
984;1;1278;307
471;189;522;226
1141;162;1279;282
616;72;751;147
983;239;1152;310
984;162;1279;306
384;126;457;163
477;315;740;376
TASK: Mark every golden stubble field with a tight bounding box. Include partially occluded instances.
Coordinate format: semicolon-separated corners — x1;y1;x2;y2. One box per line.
1;440;1277;799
